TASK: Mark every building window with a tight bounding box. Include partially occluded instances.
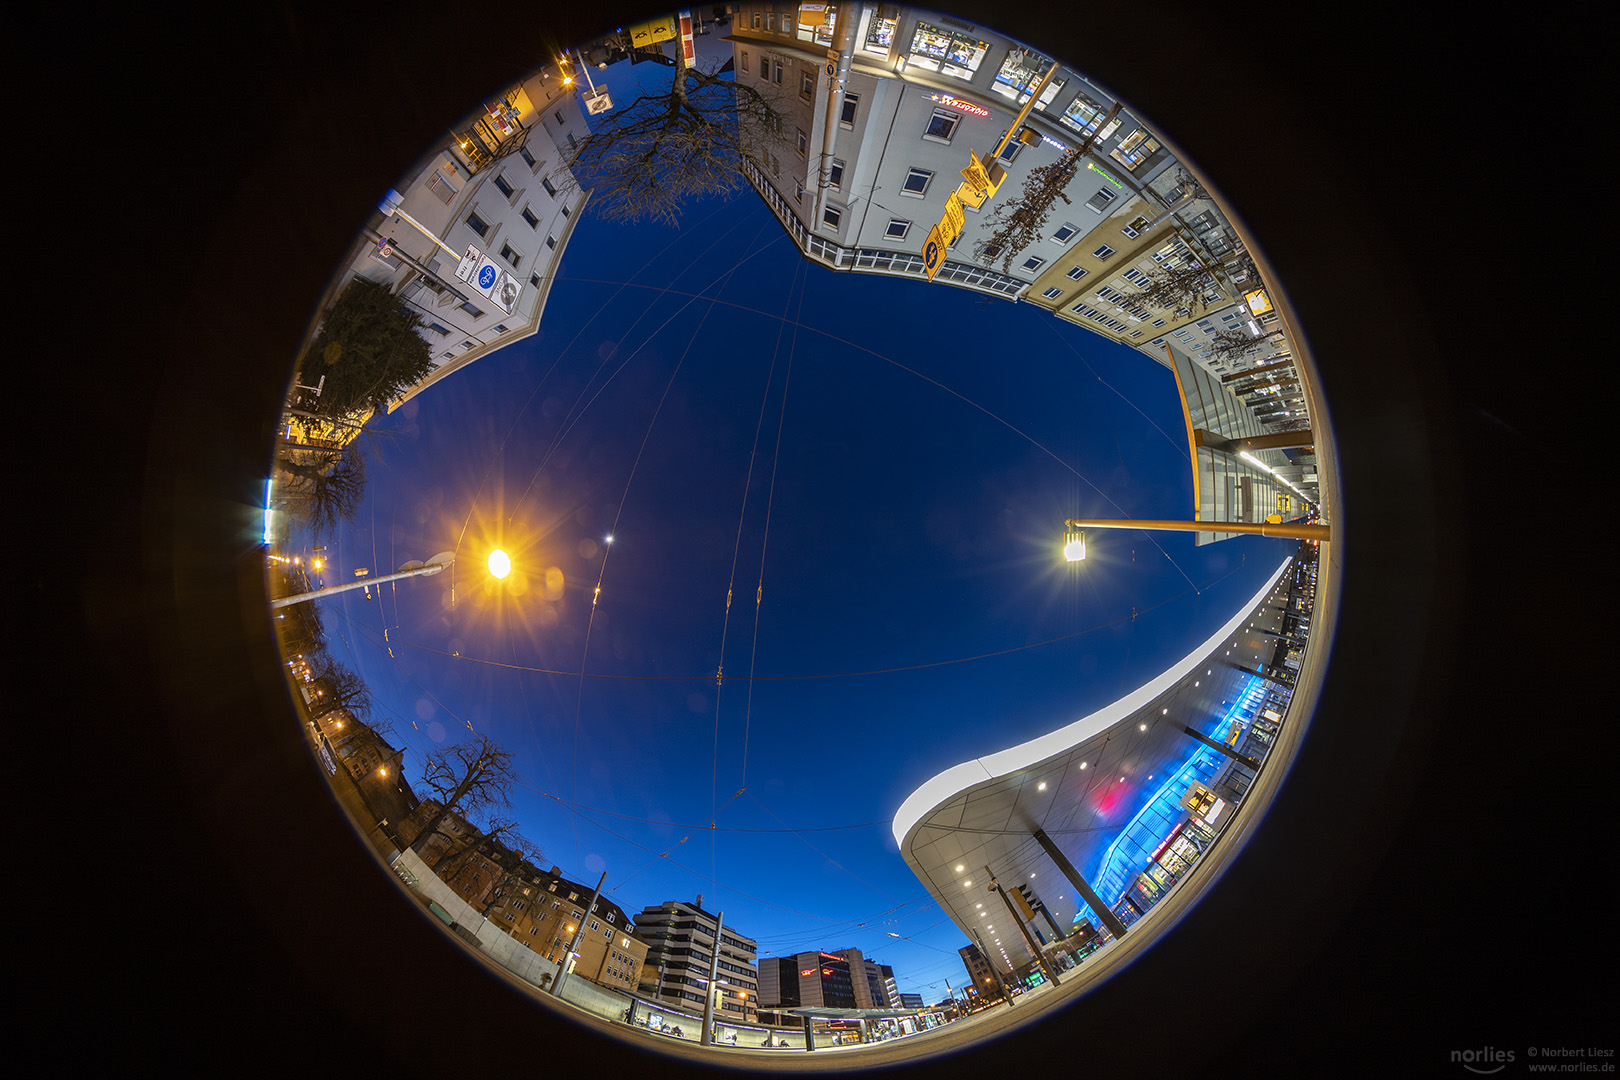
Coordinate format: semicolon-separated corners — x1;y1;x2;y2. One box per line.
530;272;541;287
901;167;933;196
885;217;911;239
546;235;557;250
908;22;989;79
794;178;805;202
518;146;536;169
1042;287;1063;299
996;139;1023;164
493;174;515;199
521;207;539;228
1059;93;1109;135
541;177;557;198
772;60;783;84
800;70;813;97
796;128;808;157
1052;223;1078;244
495;324;509;333
1066;265;1087;280
499;242;521;267
923;108;959;142
752;12;761;29
1109;128;1163;171
428;322;451;337
822;204;842;229
1085;188;1117;213
561;204;571;218
465;211;490;237
1022;255;1046;272
459;302;484;318
841;93;860;128
554;110;565;126
1093;244;1116;260
828;159;844;189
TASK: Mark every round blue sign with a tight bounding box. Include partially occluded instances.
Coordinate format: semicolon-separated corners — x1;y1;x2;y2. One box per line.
924;241;939;268
478;265;498;289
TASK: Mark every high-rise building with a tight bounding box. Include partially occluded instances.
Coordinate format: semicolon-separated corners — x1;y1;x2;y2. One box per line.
832;948;900;1009
631;896;760;1021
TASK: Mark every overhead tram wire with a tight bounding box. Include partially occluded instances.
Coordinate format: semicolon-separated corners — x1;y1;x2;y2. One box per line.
565;225;778;874
446;196;745;559
554;275;1205;592
706;251;807;877
384;553;1254;683
738;256;807;791
507;217;782;523
440;198;761;630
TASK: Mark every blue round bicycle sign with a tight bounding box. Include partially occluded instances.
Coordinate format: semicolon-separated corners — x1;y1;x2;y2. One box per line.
478;264;498;289
924;240;940;269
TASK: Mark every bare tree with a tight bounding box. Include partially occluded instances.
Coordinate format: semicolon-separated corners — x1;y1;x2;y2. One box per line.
306;655;372;719
1132;255;1223;314
562;47;786;226
974;100;1121;273
410;734;520;855
277;444;368;538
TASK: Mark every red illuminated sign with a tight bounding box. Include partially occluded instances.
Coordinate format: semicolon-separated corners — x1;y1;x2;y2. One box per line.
931;94;990;117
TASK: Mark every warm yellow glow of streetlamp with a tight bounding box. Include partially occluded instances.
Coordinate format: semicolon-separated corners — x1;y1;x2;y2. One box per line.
488;549;512;579
1063;530;1085;562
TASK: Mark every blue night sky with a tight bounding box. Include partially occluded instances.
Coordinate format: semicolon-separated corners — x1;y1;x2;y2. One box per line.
304;45;1297;1001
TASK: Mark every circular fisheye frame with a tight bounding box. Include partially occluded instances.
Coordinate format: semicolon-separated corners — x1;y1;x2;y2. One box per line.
265;2;1333;1066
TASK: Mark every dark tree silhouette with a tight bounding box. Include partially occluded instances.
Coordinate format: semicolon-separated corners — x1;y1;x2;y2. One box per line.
562;46;786;226
295;278;433;417
974;99;1121;273
410;735;520;855
277;444;368;538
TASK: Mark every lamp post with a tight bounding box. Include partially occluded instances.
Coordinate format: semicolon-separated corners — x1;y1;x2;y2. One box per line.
270;551;455;608
270;547;511;608
1064;517;1330;543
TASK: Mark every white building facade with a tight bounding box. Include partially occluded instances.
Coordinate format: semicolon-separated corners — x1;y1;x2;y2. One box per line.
306;64;595;416
727;4;1274;378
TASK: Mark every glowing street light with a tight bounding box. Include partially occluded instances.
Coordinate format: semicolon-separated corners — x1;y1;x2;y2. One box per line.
1063;529;1086;562
487;548;512;579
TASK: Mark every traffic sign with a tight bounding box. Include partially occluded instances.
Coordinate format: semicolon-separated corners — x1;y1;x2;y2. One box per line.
455;243;482;283
940;190;966;241
456;245;523;314
958;150;994;209
922;225;946;282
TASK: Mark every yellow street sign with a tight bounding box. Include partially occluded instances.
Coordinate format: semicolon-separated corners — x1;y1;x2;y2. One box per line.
958;150;995;209
941;190;966;241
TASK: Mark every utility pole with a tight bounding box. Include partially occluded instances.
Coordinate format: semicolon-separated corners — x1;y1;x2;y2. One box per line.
700;909;725;1046
550;869;608;998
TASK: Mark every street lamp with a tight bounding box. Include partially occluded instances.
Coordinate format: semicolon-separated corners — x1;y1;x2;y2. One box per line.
487;548;511;579
1063;529;1086;562
270;551;456;609
1063;516;1330;543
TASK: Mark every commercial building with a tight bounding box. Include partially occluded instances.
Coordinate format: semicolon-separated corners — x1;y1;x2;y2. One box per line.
631;896;760;1021
756;947;899;1021
726;4;1272;376
894;552;1316;976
